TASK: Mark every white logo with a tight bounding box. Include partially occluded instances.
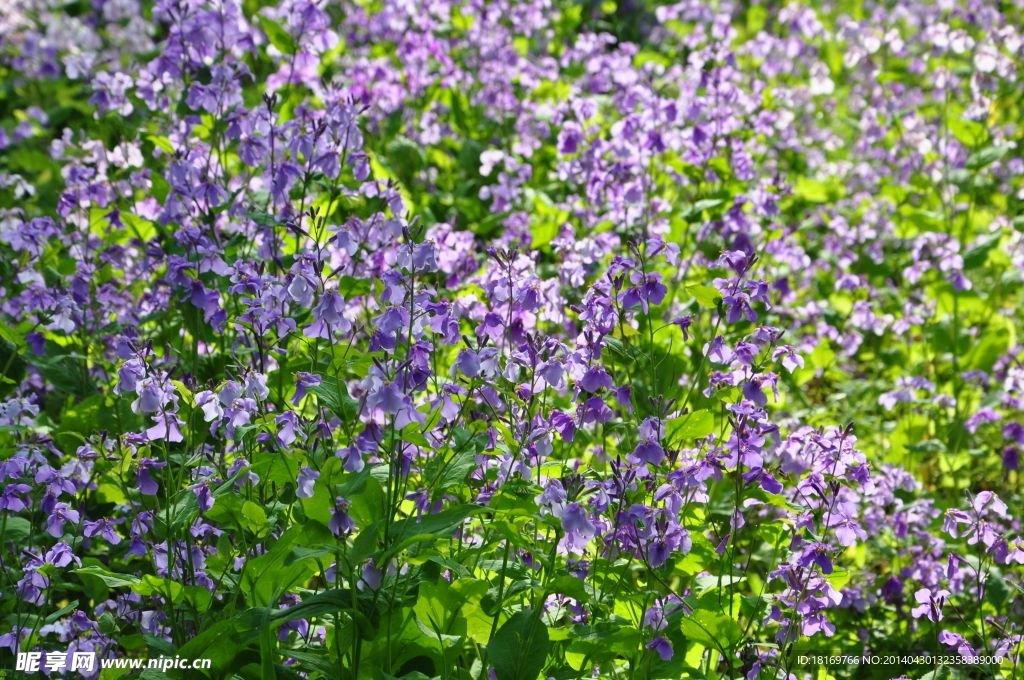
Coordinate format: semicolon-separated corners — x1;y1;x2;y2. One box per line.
15;652;96;674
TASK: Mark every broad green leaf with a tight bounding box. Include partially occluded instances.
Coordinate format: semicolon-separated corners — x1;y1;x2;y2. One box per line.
948;117;989;147
489;610;551;680
666;410;714;441
437;450;478;490
680;610;744;652
546;575;593;603
966;144;1010;170
824;568;851;590
686;285;721;308
241;500;270;537
338;275;371;298
963;233;1001;270
387;504;485;543
792;177;844;203
132;575;185;604
44;600;81;625
75;566;141;588
3;517;32;543
147;135;175;154
307;373;360;422
257;15;297;54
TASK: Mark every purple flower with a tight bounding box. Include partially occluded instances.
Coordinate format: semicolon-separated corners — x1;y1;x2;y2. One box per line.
296;467;319;499
722;291;757;323
44;542;81;568
938;631;977;657
942;509;972;538
620;271;668;313
360;560;383;590
550;411;576;443
0;484;32;511
579;365;614;393
329;497;357;536
146;411;185;443
632;438;665;466
135;458;168;496
1005;423;1024;444
880;576;904;603
83;518;122;545
645;636;673;661
1003;446;1020;471
800;612;836;637
580;397;613;424
292;372;323;405
561;502;596;539
46;502;81;537
705;336;734;364
537;479;567;510
911;588;949;622
971;490;1008;517
742;469;783;495
773;345;804;371
965;407;1002;433
304;290;352;339
370;381;407;415
454;349;481;378
557;121;583;154
277;411;301;447
196;390;224;422
795;542;835;574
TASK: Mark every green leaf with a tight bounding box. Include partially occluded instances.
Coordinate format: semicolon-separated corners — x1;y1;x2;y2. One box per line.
686;285;721;308
153;490;200;540
44;600;81;625
414;612;462;646
3;517;32;542
245;211;286;227
824;568;851;591
307;373;360;422
33;342;94;397
74;566;141;588
965;144;1010;170
241;500;270;537
240;526;314;607
173;619;259;680
277;650;339;678
963;314;1013;371
985;567;1011;608
489;610;551;680
437;450;478;490
546;575;592;603
133;575;185;604
146;135;175;154
680;610;744;652
694;575;745;594
0;335;27;397
257;15;297;54
260;607;276;680
347;475;384;527
681;199;724;221
387;504;485;543
99;666;132;680
184;586;214;613
666;410;714;441
948;117;989;147
919;666;951;680
338;275;371;298
963;233;1001;270
792;177;844;203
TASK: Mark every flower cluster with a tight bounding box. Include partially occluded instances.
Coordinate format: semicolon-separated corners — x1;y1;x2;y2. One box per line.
2;0;1024;678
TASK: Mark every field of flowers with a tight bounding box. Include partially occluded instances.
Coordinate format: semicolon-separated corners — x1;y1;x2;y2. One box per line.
2;0;1024;678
